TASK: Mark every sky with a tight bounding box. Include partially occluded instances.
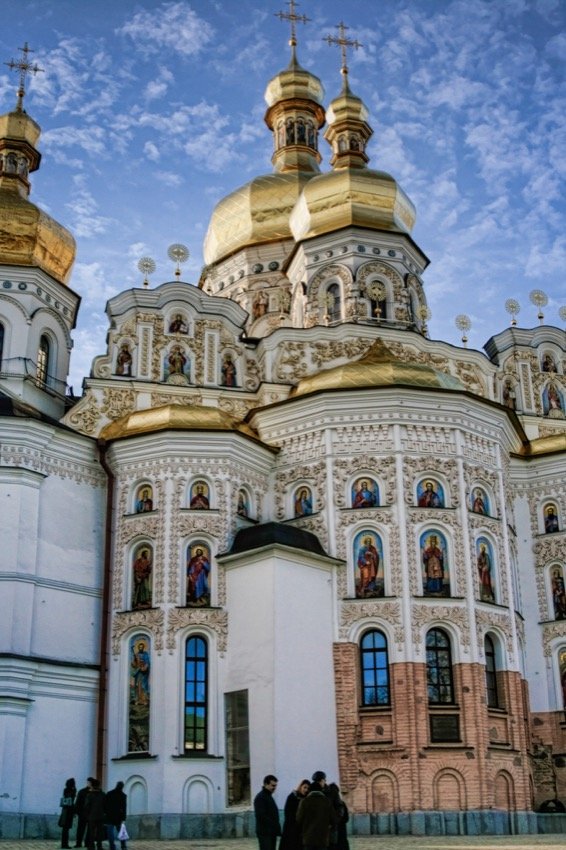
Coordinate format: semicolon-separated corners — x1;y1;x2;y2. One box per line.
0;0;564;392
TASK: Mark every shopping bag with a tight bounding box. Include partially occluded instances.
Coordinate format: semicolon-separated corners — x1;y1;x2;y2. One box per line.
118;823;129;841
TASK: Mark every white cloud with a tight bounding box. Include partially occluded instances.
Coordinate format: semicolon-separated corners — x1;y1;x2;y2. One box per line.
66;176;114;238
144;141;160;162
117;2;214;57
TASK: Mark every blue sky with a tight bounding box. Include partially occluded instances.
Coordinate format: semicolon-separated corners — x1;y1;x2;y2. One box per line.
1;0;564;391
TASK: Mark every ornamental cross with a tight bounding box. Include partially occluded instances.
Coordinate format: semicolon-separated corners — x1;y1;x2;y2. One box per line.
275;0;311;47
323;21;362;74
4;42;44;110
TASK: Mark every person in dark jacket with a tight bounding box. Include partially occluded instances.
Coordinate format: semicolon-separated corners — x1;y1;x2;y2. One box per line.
104;781;127;850
59;778;76;849
84;779;105;850
297;771;337;850
327;783;349;850
254;774;281;850
280;779;310;850
74;777;94;848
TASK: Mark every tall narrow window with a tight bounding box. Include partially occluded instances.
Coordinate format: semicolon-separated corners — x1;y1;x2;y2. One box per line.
184;636;208;752
485;635;499;708
326;283;341;323
0;322;4;369
360;629;390;706
426;628;455;704
36;334;50;387
225;689;250;806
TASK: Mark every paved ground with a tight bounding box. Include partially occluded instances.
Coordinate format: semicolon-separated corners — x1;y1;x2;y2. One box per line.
1;838;566;850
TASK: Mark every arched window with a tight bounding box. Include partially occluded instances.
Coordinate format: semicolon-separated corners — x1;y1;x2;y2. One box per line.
360;629;390;705
36;334;50;387
485;635;499;708
426;628;454;704
326;282;341;323
184;635;208;752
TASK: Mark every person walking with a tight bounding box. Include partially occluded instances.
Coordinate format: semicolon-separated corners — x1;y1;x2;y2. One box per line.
59;778;76;849
297;771;337;850
253;774;281;850
84;779;105;850
327;783;349;850
280;778;310;850
74;777;94;848
104;781;127;850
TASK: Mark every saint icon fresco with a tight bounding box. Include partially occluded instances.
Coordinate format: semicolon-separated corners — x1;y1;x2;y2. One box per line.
132;544;153;610
186;543;211;607
421;531;449;596
476;537;495;603
128;634;150;752
135;484;153;513
354;530;384;598
168;313;188;334
164;345;190;381
190;481;210;509
221;353;237;387
351;477;379;509
471;487;489;516
545;504;559;534
541;352;557;373
543;383;564;418
417;479;444;508
294;486;313;517
116;343;133;376
552;567;566;620
237;489;249;518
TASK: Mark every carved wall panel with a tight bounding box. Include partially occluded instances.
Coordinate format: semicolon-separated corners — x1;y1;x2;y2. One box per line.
402;425;457;456
333;424;394;454
332;455;396;508
339;599;403;651
166;607;228;653
411;603;470;655
111;607;165;655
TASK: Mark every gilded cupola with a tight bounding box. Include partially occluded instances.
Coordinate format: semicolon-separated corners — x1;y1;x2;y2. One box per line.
0;47;76;284
202;32;325;268
290;55;416;243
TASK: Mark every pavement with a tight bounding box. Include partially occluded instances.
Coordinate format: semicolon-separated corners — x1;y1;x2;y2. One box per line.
1;838;566;850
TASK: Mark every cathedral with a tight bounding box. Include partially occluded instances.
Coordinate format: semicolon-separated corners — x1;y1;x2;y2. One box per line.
1;18;565;841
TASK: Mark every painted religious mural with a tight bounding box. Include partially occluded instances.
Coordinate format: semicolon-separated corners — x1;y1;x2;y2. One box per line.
237;488;250;517
476;537;496;603
543;382;564;418
471;486;489;516
545;504;560;533
190;481;210;509
186;543;211;606
354;530;384;598
164;345;190;381
135;484;154;513
351;477;379;508
128;634;150;752
294;486;313;517
417;478;445;508
552;567;566;620
132;544;153;610
421;530;449;596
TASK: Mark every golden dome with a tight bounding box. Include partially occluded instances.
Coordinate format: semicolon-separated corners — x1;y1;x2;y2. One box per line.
0;109;76;284
290;339;464;397
203;171;316;266
100;403;264;442
290;166;416;242
264;51;324;111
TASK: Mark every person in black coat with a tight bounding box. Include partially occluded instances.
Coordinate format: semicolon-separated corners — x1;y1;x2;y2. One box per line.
254;774;281;850
280;779;310;850
59;778;76;849
84;779;105;850
327;783;349;850
104;781;127;850
74;777;94;848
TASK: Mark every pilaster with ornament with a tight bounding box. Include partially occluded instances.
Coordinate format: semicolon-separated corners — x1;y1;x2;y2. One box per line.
112;607;165;655
101;387;136;422
244;354;262;391
166;607;228;653
274;341;310;382
339;599;403;650
411;602;471;657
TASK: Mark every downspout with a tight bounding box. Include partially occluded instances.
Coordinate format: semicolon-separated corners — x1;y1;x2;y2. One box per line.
96;438;114;783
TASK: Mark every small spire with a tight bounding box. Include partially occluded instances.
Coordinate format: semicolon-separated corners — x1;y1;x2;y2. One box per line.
323;21;362;86
275;0;310;61
4;42;44;112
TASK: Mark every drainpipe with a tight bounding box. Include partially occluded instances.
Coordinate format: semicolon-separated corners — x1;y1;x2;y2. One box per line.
96;439;114;783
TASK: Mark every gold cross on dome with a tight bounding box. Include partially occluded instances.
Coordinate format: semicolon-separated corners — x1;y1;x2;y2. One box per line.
275;0;311;47
4;42;44;110
323;21;363;75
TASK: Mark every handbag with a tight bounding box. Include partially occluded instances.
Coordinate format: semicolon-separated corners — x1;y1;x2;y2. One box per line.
118;823;129;841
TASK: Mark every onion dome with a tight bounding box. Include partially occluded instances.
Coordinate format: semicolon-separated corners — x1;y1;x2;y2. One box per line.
0;107;76;284
289;74;416;243
100;403;265;443
290;339;464;397
203;49;325;267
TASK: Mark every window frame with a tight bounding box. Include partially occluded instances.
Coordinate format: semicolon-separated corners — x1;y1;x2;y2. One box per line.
426;628;455;705
360;629;391;707
184;635;208;753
